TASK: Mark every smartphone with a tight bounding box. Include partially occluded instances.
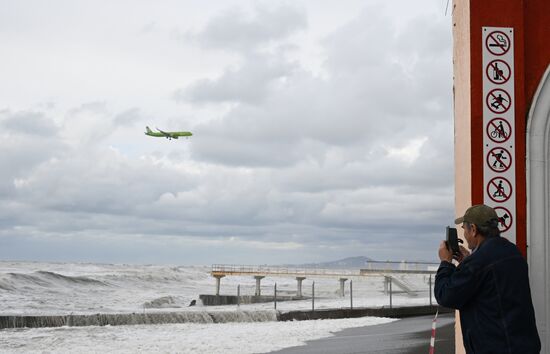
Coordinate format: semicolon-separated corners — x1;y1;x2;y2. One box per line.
446;226;460;255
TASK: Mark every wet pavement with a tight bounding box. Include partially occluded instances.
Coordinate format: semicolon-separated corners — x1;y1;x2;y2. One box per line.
272;313;455;354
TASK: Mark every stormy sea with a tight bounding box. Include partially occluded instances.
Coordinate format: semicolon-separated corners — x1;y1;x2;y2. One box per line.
0;261;432;353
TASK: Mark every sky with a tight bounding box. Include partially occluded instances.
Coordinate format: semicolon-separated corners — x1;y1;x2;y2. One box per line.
0;0;454;265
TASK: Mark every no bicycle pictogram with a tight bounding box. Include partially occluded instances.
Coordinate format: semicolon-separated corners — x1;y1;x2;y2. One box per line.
487;177;512;203
486;88;511;114
487;147;512;173
486;118;511;143
486;59;511;85
494;206;513;233
485;31;511;56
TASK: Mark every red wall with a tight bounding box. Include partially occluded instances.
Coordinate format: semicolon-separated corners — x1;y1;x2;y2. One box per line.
469;0;550;257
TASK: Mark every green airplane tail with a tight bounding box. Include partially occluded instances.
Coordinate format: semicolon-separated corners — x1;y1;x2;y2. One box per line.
145;126;153;133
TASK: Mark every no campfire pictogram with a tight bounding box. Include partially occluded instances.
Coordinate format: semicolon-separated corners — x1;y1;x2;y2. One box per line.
485;30;511;56
486;118;511;143
487;177;512;203
487;147;512;173
486;59;511;85
486;88;511;114
494;206;513;233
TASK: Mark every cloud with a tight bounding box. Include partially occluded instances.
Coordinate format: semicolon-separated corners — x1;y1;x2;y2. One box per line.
0;1;454;264
185;3;307;52
1;110;58;136
176;52;297;104
0;110;65;197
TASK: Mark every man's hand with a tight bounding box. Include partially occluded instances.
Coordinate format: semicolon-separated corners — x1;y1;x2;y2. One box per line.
438;241;453;263
454;245;471;263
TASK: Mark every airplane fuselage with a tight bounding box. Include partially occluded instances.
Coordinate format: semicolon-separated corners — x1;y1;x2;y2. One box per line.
145;127;192;140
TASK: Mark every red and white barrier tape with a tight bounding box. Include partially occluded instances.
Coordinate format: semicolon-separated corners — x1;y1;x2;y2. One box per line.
429;309;439;354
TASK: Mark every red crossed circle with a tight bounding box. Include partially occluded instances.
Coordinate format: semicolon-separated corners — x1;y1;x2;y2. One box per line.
486;177;512;203
494;206;513;233
486;118;511;143
485;31;511;56
486;147;512;173
486;59;511;85
486;89;511;114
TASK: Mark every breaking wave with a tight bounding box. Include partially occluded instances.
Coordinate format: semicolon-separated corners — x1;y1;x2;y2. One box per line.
1;271;108;290
143;296;182;309
35;271;108;286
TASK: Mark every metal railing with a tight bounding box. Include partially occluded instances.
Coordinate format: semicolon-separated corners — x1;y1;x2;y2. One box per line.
211;264;361;277
363;261;440;271
211;262;439;277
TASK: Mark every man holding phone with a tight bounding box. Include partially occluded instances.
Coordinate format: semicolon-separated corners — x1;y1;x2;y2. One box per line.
435;204;540;353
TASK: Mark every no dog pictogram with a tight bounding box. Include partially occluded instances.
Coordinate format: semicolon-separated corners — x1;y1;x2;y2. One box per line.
486;118;511;143
487;177;512;203
485;31;511;56
486;60;511;85
487;147;512;173
486;89;511;114
494;206;513;233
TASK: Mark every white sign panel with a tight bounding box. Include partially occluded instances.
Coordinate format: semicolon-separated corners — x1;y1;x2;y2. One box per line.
482;27;516;243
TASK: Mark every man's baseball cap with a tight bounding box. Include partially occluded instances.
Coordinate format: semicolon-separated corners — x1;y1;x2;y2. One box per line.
455;204;498;226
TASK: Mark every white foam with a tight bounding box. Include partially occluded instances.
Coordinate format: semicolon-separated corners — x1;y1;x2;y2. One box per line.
0;316;396;353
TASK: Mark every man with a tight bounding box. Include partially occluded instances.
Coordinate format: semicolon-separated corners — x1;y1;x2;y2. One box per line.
435;204;540;353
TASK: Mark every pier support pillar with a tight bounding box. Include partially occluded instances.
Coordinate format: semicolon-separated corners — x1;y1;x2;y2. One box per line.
213;275;225;296
339;278;348;297
296;277;306;297
254;276;265;296
384;276;391;295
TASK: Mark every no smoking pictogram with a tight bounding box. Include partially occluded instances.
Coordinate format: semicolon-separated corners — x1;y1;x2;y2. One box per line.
487;177;512;203
487;147;512;173
485;31;511;56
486;60;511;85
486;118;511;143
486;88;511;114
494;206;513;233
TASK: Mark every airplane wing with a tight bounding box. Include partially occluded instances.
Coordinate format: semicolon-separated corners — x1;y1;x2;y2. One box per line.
156;127;172;138
150;127;191;140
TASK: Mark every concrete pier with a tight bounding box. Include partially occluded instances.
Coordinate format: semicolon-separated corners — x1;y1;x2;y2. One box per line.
254;276;265;296
338;278;348;297
296;277;306;297
214;275;225;295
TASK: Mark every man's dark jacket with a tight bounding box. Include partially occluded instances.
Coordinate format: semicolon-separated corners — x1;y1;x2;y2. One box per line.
435;236;541;354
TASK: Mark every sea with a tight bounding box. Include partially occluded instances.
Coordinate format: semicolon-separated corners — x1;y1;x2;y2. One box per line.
0;261;432;353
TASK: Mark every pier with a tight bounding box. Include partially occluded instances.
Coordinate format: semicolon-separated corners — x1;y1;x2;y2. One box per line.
210;261;438;298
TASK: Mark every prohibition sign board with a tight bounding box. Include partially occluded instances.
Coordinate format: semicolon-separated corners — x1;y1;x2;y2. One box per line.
486;88;511;114
487;177;512;203
486;118;511;143
494;206;513;233
485;30;510;56
486;147;512;173
486;59;511;85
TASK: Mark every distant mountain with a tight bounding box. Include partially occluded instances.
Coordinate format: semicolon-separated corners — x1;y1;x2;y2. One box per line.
287;256;375;269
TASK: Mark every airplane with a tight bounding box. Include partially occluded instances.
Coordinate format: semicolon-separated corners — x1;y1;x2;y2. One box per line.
145;126;192;140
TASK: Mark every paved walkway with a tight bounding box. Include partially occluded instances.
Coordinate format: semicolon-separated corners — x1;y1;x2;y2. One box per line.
271;313;455;354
